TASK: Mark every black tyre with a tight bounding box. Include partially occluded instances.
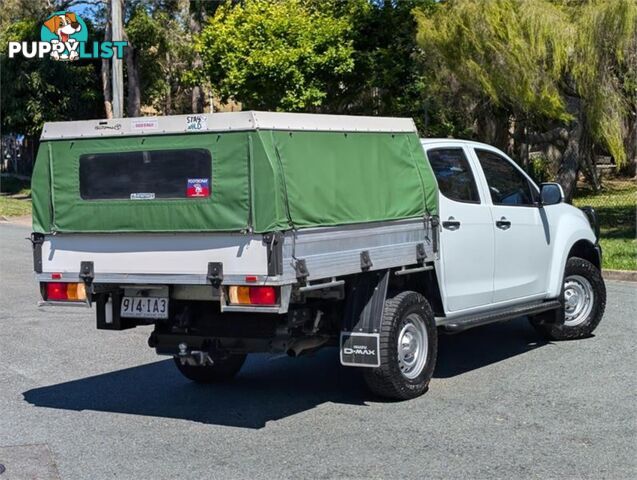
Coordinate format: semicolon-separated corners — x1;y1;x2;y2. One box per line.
173;353;246;383
531;257;606;340
363;291;438;400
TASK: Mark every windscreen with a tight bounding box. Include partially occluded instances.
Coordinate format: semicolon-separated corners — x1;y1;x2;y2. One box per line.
79;148;211;200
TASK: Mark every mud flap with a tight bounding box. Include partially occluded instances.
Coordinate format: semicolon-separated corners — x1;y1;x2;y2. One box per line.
340;270;389;368
340;332;380;367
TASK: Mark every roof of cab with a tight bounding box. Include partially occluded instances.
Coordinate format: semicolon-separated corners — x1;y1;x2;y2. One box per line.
40;111;417;141
419;138;496;149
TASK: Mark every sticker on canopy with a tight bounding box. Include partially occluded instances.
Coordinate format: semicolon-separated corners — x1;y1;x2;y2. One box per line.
186;115;207;131
130;192;155;200
131;118;158;131
186;178;210;198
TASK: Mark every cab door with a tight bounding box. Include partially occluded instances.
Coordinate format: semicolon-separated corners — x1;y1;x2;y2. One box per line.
471;148;552;303
424;144;494;312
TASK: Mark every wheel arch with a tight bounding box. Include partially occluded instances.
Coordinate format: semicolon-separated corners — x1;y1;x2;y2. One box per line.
568;239;601;270
547;232;598;298
388;268;444;317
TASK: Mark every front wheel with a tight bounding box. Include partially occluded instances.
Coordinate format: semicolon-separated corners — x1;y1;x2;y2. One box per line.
363;291;438;400
173;353;246;383
531;257;606;340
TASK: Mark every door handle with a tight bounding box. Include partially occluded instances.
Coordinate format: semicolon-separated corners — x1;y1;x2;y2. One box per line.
496;217;511;230
442;217;461;231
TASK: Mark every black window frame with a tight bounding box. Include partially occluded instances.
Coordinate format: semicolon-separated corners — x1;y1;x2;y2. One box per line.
78;148;212;201
426;147;482;205
474;149;539;208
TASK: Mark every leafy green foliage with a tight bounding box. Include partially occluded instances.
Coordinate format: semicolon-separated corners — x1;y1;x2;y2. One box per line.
416;0;572;122
571;0;637;167
414;0;637;168
333;1;438;125
124;2;205;114
0;19;102;136
197;0;355;111
125;7;170;108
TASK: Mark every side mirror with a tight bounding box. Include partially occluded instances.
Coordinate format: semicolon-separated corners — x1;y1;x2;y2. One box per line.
539;182;564;206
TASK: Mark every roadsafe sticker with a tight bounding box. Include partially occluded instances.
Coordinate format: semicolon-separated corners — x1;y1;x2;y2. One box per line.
186;115;207;131
186;178;210;198
131;118;158;131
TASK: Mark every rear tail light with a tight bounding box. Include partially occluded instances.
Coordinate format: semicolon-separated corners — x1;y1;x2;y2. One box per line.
44;282;87;302
46;282;67;300
248;286;277;305
228;286;277;305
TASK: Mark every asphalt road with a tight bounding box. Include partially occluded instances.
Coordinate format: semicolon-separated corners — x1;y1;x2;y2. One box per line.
0;222;635;480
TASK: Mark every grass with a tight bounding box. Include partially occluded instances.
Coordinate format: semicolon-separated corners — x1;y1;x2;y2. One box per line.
0;196;32;217
0;175;32;218
573;178;636;271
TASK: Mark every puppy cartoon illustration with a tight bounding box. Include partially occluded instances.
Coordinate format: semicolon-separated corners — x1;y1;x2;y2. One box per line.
43;12;82;60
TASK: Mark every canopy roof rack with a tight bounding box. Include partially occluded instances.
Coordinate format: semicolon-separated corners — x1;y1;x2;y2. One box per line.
40;111;417;141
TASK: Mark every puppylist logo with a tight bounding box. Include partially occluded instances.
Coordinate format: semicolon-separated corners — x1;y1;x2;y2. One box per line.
8;11;127;61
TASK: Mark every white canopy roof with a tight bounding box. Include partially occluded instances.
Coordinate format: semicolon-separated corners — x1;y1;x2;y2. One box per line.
40;111;417;140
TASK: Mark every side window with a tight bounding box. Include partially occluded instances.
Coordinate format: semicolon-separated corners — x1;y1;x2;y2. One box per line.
426;148;480;203
475;149;537;206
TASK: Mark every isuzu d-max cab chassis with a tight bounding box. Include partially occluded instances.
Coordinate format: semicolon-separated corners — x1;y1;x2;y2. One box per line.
31;112;605;399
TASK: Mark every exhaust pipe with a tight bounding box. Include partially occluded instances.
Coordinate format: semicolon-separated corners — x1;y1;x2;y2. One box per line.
286;336;329;357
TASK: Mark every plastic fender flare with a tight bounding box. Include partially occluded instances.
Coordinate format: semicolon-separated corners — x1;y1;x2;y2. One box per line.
546;225;597;298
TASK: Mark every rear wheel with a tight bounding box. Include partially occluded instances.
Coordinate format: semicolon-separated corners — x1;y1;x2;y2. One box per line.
531;257;606;340
173;353;246;383
363;291;437;400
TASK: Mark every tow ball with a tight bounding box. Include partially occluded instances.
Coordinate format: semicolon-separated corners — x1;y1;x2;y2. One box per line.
176;343;214;367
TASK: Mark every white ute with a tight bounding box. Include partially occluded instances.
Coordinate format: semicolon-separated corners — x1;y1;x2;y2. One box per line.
32;113;606;400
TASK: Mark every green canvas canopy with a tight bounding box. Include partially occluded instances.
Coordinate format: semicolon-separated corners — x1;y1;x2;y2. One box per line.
32;112;438;234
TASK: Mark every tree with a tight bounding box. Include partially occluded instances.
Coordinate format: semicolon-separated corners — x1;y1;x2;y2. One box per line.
179;0;224;113
324;0;437;123
0;7;102;174
197;0;355;111
121;0;222;116
571;0;637;178
415;0;637;200
0;18;102;137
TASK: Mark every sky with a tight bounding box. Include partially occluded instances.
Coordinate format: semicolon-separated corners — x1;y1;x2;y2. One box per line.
68;2;100;22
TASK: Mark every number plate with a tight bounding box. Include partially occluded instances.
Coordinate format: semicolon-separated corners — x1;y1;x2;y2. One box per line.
120;296;168;319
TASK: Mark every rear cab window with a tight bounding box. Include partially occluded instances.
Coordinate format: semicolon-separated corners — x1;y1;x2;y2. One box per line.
426;148;480;203
79;148;211;200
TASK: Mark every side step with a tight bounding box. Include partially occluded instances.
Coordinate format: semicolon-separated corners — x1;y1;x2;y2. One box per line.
439;300;562;333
